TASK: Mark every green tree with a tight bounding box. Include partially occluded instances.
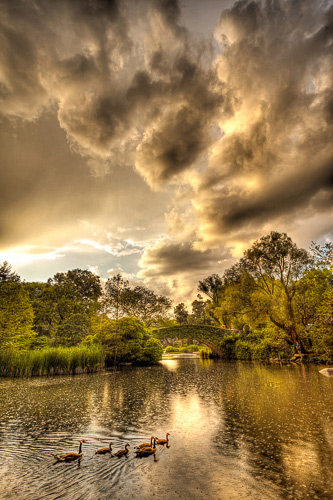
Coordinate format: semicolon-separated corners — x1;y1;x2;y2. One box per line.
0;283;35;349
104;274;130;363
122;285;172;325
174;303;189;324
224;232;312;352
0;261;20;283
138;337;163;364
296;243;333;360
25;270;102;343
55;313;93;347
50;269;102;307
104;274;130;320
294;268;332;332
29;283;62;338
94;316;161;364
191;294;212;324
310;241;333;269
198;274;223;306
218;271;257;330
191;294;205;321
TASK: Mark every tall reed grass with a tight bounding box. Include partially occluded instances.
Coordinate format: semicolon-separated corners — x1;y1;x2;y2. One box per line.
0;345;105;377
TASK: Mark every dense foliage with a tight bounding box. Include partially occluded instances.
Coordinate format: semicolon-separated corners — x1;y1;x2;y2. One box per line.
0;282;35;349
177;233;333;362
90;316;163;365
104;274;172;325
0;264;166;375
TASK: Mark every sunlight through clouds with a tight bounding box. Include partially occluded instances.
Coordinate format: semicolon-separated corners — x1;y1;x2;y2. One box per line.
0;0;331;296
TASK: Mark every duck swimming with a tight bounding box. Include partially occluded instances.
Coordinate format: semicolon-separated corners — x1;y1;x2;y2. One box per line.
113;443;130;457
135;438;156;457
54;440;86;462
155;433;170;445
95;441;113;455
135;436;154;450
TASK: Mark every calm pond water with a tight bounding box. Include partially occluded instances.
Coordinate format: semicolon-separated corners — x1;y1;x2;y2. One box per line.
0;358;332;500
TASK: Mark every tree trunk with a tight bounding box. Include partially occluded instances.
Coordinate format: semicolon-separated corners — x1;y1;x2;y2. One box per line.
289;328;306;354
269;314;306;353
114;299;119;365
285;294;307;354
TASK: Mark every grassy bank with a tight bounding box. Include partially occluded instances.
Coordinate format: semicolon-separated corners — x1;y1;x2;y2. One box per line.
0;346;105;377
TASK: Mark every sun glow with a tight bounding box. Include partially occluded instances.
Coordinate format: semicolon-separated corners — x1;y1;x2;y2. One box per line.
229;241;249;258
243;175;261;191
0;247;65;265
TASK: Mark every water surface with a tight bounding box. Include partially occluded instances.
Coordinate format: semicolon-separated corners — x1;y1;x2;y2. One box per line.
0;359;332;499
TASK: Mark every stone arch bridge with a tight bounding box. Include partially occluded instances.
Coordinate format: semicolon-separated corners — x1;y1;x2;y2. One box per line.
152;325;233;357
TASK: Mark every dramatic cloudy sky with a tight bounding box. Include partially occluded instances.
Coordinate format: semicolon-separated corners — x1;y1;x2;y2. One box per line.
0;0;332;302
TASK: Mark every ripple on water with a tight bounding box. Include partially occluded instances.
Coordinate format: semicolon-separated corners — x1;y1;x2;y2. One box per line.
0;360;332;500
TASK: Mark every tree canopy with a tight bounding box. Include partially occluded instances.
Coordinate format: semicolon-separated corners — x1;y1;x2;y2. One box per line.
0;261;20;283
198;232;332;360
0;282;35;349
198;273;223;305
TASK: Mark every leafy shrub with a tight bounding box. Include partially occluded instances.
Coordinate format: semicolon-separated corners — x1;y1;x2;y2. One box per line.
138;337;163;364
199;347;217;359
183;344;200;353
165;346;180;353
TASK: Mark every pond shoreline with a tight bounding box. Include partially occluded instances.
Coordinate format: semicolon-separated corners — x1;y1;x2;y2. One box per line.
1;353;332;379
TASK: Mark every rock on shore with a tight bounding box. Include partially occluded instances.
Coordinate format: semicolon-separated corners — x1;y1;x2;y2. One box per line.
319;368;333;377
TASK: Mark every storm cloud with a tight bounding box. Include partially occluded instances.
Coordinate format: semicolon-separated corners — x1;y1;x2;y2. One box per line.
0;0;332;298
190;0;333;245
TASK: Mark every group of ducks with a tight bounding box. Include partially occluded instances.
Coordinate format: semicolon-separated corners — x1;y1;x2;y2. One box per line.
54;433;170;463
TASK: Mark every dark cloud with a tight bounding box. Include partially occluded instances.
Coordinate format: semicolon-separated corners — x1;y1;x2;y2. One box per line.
152;0;181;26
202;157;333;233
0;0;229;188
139;240;231;277
190;0;333;244
134;50;227;186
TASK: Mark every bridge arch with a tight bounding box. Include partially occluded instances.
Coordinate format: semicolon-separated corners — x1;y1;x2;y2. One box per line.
152;325;233;357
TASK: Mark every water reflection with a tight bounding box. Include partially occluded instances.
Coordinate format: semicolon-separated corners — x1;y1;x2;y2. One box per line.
0;360;332;499
160;359;179;371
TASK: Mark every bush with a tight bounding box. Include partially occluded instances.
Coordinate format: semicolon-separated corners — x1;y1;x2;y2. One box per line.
182;344;200;353
137;338;163;364
219;334;237;359
165;346;180;353
94;316;163;365
55;313;92;346
233;330;293;361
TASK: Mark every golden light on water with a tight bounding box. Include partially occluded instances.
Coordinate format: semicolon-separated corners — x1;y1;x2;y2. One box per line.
282;442;320;487
170;392;221;439
159;359;179;372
